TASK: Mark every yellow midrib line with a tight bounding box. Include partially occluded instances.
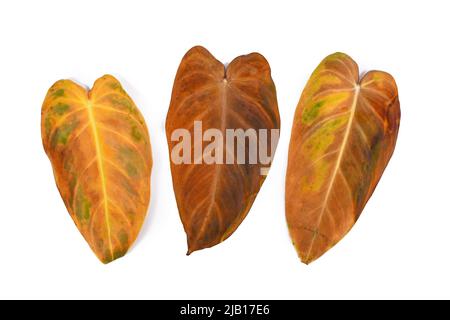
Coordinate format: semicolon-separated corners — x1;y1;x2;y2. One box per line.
86;99;114;260
304;85;360;262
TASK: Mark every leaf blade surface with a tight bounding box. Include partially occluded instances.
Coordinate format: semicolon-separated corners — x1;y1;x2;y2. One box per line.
42;75;152;263
286;53;400;264
166;46;280;253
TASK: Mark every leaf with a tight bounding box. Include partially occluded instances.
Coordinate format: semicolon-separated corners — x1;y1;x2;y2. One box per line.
41;75;152;263
166;46;280;254
285;53;400;264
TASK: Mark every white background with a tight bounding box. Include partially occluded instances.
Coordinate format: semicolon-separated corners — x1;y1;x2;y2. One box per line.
0;0;448;299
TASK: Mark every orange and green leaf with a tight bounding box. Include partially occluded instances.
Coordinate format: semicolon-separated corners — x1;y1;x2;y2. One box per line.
285;53;400;264
41;75;152;263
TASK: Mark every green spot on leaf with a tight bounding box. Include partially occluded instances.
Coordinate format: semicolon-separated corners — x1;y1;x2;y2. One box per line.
110;96;135;114
50;120;78;148
53;103;70;115
117;147;142;178
126;163;138;177
109;82;120;90
131;126;142;142
45;116;53;136
53;89;65;97
113;249;127;260
74;187;91;221
118;230;129;247
302;101;325;124
68;176;77;205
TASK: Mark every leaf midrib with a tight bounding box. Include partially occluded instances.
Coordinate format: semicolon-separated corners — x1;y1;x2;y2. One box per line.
304;84;361;262
86;98;114;261
190;79;228;251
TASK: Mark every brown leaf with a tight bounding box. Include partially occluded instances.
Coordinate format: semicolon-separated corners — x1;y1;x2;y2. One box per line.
41;75;152;263
285;53;400;264
166;46;280;254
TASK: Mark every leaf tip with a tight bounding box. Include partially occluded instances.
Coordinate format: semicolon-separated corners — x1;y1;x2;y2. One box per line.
300;256;313;265
186;244;197;256
96;248;128;264
292;240;317;265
